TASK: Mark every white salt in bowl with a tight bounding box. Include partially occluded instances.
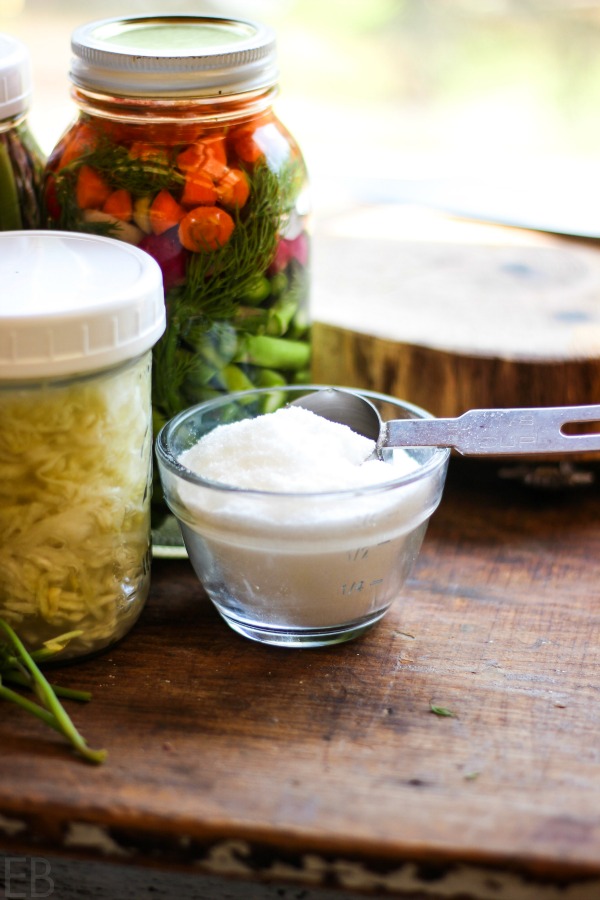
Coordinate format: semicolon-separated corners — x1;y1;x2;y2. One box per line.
155;385;450;648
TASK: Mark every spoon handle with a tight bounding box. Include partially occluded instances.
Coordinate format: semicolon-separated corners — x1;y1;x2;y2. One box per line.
384;405;600;456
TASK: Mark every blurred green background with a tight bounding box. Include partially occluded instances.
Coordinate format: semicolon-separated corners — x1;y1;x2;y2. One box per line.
3;0;600;226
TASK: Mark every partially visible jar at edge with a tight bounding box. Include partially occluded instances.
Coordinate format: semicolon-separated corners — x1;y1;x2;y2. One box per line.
0;33;44;229
43;15;311;535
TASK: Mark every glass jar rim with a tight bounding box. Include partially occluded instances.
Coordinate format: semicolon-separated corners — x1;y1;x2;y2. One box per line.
70;14;279;98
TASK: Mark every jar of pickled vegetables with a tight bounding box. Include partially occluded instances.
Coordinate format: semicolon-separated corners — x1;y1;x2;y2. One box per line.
0;231;165;662
43;15;311;548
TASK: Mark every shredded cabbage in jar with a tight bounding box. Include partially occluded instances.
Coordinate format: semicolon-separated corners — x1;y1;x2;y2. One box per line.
0;354;152;656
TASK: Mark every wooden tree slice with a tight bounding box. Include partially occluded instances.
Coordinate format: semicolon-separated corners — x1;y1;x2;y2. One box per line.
311;207;600;419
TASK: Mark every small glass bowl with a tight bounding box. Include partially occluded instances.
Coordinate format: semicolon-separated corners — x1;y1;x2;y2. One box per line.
155;385;450;648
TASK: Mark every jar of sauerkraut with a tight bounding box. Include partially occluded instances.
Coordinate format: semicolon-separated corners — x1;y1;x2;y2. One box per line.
0;231;165;661
43;15;311;551
0;33;44;229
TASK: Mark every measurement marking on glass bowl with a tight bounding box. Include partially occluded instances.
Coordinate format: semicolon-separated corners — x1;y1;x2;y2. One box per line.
347;547;370;561
342;581;365;595
347;539;392;563
341;577;385;595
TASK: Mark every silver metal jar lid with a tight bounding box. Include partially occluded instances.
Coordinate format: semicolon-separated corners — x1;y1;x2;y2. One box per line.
70;15;279;98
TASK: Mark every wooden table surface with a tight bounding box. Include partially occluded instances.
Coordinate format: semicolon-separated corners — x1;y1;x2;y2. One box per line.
2;456;600;899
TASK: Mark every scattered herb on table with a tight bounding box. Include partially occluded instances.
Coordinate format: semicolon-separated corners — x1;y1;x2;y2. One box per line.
430;703;456;718
0;618;106;765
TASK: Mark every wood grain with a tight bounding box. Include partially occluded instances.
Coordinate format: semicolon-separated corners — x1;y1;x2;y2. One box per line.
1;458;600;896
311;207;600;416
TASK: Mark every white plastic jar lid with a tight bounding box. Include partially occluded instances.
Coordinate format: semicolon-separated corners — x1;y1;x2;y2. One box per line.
70;15;278;98
0;33;32;119
0;231;165;380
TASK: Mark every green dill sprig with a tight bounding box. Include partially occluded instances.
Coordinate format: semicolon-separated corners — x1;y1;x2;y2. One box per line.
0;618;106;765
59;130;183;197
86;144;183;195
153;158;305;419
179;161;283;316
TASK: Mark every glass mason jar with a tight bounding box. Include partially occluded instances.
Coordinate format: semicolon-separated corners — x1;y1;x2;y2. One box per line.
0;33;44;229
43;15;311;549
0;231;165;662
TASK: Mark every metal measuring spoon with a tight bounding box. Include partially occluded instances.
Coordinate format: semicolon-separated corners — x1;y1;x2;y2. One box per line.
291;388;600;457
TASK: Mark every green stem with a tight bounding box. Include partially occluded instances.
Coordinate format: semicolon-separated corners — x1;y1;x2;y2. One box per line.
0;682;59;731
4;670;91;702
0;620;106;765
